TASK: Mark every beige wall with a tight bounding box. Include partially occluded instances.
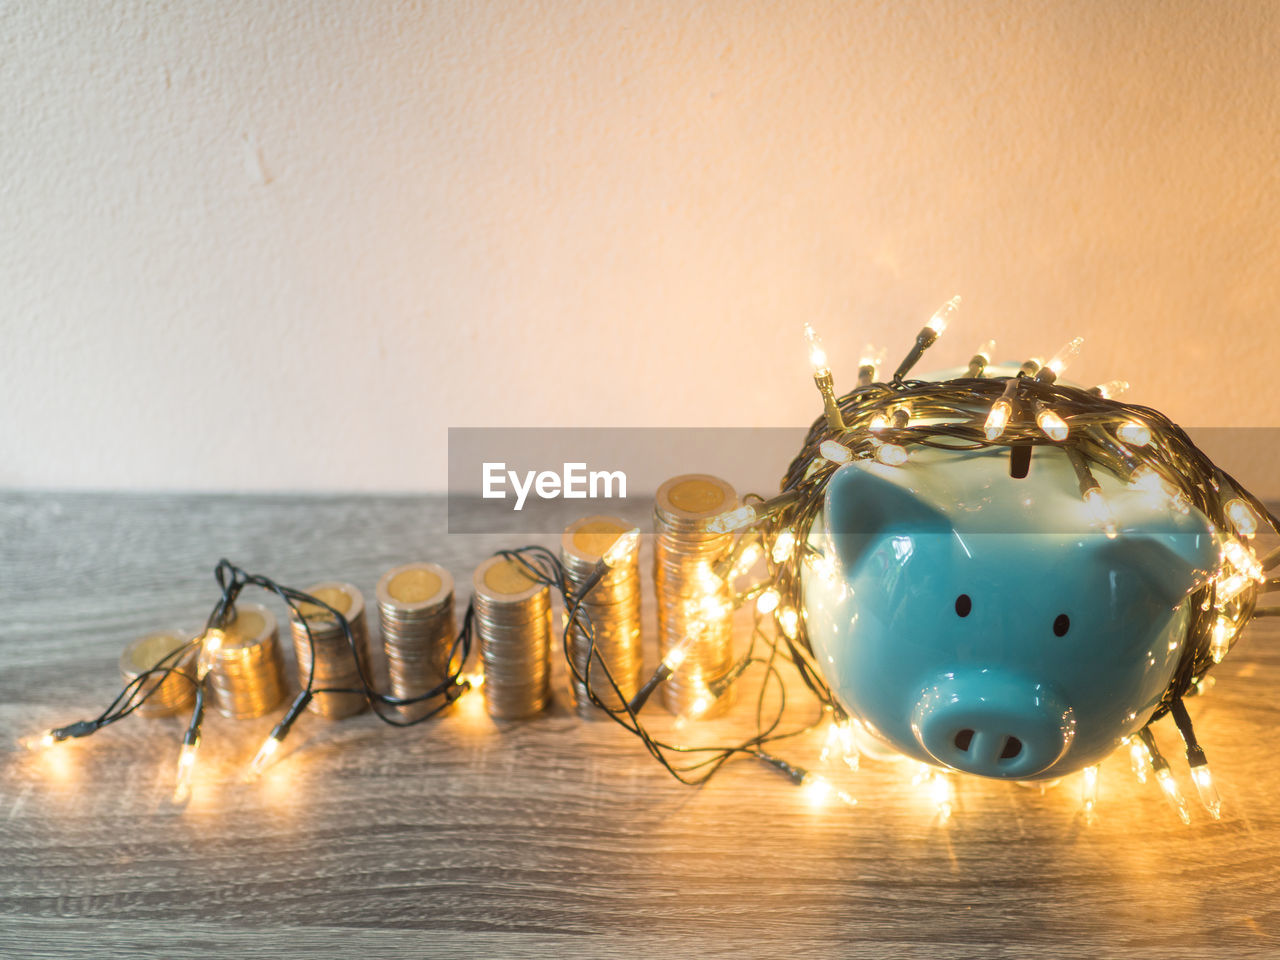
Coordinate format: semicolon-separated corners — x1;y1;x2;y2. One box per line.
2;1;1277;493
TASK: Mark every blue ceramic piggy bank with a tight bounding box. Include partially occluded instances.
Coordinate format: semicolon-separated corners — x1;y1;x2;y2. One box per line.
802;437;1221;781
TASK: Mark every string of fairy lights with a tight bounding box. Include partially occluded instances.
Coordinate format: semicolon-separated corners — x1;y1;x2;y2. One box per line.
18;296;1280;822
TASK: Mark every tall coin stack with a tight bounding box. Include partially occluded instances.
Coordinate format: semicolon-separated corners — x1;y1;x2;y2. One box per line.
560;516;642;717
376;562;456;720
472;556;552;720
119;631;197;717
206;602;288;720
653;473;738;718
289;581;371;719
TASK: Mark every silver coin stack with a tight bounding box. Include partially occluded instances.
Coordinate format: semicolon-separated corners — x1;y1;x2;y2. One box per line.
289;581;372;719
560;516;642;717
472;556;552;720
376;562;457;720
206;602;288;720
653;474;738;718
119;631;198;717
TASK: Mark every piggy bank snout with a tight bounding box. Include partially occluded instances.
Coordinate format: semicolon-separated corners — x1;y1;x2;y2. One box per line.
911;672;1074;780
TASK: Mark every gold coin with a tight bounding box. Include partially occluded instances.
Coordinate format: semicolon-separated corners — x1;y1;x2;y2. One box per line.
298;585;353;620
482;558;538;596
388;568;442;604
570;518;628;559
223;609;266;647
121;631;188;672
668;478;727;514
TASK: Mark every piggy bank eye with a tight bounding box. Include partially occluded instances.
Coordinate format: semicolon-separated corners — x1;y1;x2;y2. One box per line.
955;594;972;617
1053;613;1070;637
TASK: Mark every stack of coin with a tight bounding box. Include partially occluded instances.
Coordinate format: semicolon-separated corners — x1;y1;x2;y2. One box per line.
289;581;371;719
653;474;738;718
472;556;552;720
206;602;288;719
376;562;457;720
119;631;198;717
560;516;642;717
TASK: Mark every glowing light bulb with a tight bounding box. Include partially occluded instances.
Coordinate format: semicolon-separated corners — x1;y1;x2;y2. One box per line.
755;588;780;615
1127;737;1151;784
1210;616;1233;663
1221;539;1263;581
1116;420;1151;447
777;607;799;640
875;442;908;467
801;772;856;807
1190;762;1222;820
461;671;485;690
819;719;859;770
698;594;729;620
1156;766;1191;825
931;772;954;821
926;295;961;335
868;413;890;434
1045;337;1084;377
731;542;764;578
1036;407;1069;442
984;400;1012;441
875;442;906;468
1216;573;1251;604
858;344;886;384
173;737;200;804
197;628;227;679
246;733;283;780
707;504;757;535
19;729;58;751
975;338;996;364
1082;488;1118;539
1224;498;1258;538
601;528;640;568
1128;465;1189;513
1094;379;1130;399
804;323;830;377
1081;764;1099;822
819;440;854;465
662;638;694;672
771;530;796;564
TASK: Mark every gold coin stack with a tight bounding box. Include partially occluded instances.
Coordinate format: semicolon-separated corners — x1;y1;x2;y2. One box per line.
560;516;642;717
376;562;457;720
119;631;197;717
289;581;372;719
472;556;552;720
653;474;738;718
206;602;288;720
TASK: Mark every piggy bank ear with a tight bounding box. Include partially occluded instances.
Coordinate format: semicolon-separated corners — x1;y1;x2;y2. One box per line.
1098;526;1221;609
823;462;953;574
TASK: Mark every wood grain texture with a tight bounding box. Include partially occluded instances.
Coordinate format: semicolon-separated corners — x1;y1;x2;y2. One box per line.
2;492;1280;959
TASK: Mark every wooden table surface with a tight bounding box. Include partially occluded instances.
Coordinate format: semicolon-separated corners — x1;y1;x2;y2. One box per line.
3;492;1279;959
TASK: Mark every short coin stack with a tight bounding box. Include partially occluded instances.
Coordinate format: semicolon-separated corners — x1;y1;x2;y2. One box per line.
376;562;457;720
653;473;738;718
560;516;642;717
472;556;552;720
118;631;197;717
206;602;288;720
289;581;371;719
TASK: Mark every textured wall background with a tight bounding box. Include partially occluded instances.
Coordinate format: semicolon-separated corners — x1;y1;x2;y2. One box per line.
1;0;1277;493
